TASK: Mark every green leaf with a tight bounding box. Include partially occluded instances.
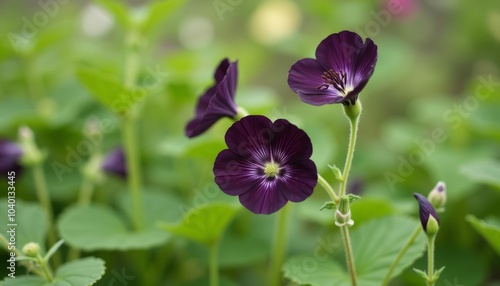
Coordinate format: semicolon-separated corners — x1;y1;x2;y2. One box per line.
160;203;239;246
460;161;500;188
283;216;426;286
76;65;130;116
3;257;105;286
140;0;184;33
0;199;48;252
467;215;500;256
57;191;181;251
93;0;130;28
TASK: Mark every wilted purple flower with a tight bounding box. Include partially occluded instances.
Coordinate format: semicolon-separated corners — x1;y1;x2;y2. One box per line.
186;58;239;138
102;148;127;178
0;140;23;176
288;31;378;106
414;193;439;232
213;115;318;214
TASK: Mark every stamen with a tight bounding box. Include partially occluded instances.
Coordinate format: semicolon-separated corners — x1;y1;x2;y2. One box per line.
317;69;348;94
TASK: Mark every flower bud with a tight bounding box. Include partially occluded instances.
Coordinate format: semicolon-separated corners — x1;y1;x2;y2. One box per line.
18;126;44;166
414;193;440;236
335;196;354;227
427;181;446;210
102;147;127;179
22;242;40;257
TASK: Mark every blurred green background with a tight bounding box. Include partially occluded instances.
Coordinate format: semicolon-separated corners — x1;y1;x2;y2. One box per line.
0;0;499;285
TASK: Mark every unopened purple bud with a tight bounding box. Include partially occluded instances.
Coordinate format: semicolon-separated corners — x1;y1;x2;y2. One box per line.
102;148;127;179
414;193;440;235
0;140;23;176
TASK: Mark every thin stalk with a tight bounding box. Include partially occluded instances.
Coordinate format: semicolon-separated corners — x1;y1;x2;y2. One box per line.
37;254;54;282
209;242;220;286
339;115;359;196
317;173;339;202
122;30;143;230
427;235;436;286
268;203;291;286
33;164;60;267
381;224;421;286
77;179;94;206
341;225;357;286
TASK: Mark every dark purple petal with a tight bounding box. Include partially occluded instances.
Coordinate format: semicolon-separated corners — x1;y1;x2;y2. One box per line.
288;58;345;105
102;148;127;178
413;193;439;231
278;159;317;202
214;58;230;83
185;59;238;138
272;119;314;161
238;181;288;214
224;115;273;161
0;140;23;177
214;149;261;196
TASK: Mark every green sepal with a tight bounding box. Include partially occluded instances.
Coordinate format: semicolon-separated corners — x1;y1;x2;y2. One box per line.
413;268;429;280
433;266;446;280
328;164;343;181
346;194;361;203
319;201;336;211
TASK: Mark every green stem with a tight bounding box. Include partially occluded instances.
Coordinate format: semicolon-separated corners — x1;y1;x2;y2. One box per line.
341;225;357;286
123;119;143;230
317;174;339;202
381;224;421;286
427;235;436;286
77;179;94;206
122;29;143;231
268;203;291;286
37;254;54;282
33;164;61;267
339;115;359;197
209;242;219;286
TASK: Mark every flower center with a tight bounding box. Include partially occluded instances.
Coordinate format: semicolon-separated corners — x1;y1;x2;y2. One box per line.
317;69;348;94
263;162;280;178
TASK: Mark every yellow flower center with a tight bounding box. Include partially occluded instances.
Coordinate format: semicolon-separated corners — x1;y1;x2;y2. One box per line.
264;162;280;178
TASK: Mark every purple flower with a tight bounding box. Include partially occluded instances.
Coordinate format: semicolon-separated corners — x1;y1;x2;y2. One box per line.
288;31;378;106
213;115;318;214
0;140;23;177
414;193;439;232
102;148;127;178
186;58;239;138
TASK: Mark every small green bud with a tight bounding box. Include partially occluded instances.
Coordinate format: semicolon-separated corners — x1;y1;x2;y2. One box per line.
343;100;362;121
335;196;354;227
22;242;40;257
428;181;446;211
18;126;45;166
425;215;440;236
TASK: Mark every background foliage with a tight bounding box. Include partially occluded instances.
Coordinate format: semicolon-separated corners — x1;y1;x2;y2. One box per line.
0;0;499;285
